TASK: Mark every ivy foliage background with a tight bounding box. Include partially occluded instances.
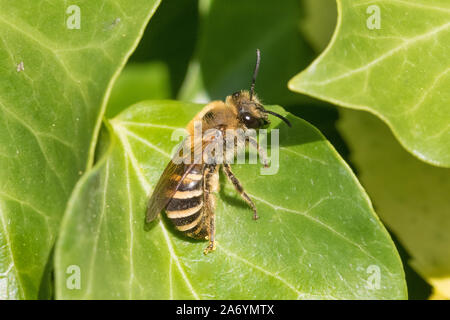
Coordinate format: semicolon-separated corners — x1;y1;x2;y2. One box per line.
0;0;161;299
0;0;448;300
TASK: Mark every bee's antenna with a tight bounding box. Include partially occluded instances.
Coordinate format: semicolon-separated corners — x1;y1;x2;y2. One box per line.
264;110;292;127
250;49;261;101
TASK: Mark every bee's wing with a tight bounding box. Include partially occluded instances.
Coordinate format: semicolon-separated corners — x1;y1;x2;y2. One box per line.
146;159;198;223
147;132;220;222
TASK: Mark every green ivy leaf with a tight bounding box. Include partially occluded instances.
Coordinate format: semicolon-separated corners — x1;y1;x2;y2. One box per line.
0;0;161;299
289;0;450;167
55;101;406;299
338;109;450;298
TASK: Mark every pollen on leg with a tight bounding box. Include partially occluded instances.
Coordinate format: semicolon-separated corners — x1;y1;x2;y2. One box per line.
203;242;216;255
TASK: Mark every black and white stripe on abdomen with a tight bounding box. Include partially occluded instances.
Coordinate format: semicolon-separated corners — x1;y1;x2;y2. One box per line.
165;166;206;237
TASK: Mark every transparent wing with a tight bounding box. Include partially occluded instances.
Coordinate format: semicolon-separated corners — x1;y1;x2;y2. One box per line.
146;130;222;222
146;138;198;222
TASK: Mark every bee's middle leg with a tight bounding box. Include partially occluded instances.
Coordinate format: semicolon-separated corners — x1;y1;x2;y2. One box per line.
222;163;259;220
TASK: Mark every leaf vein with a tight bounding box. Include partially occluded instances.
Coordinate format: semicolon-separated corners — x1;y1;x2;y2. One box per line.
248;193;394;276
310;22;450;85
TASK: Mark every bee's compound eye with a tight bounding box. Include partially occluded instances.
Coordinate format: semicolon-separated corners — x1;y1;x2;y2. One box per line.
232;92;240;99
241;112;260;129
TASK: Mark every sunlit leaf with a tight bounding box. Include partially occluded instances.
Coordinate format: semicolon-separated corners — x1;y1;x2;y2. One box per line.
0;0;161;299
55;101;406;299
289;0;450;167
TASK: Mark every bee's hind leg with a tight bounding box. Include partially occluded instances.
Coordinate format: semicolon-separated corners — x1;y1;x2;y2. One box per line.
203;167;218;255
203;210;216;255
222;163;259;220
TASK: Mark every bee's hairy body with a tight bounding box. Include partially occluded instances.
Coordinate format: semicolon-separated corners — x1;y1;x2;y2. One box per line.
146;50;291;254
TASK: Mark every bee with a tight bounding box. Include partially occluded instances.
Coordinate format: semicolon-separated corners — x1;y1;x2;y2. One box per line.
146;49;291;254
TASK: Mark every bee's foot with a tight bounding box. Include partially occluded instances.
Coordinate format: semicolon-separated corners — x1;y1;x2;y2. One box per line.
203;241;216;255
252;213;259;220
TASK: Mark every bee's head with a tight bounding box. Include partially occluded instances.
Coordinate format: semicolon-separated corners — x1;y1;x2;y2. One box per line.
226;49;291;130
226;90;267;129
227;90;291;129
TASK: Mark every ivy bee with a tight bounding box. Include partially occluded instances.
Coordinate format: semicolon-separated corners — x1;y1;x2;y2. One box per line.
146;50;291;254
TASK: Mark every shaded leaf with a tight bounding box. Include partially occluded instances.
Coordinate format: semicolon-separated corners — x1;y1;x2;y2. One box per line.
338;109;450;298
130;0;199;95
198;0;315;105
300;0;338;53
105;62;172;118
289;0;450;167
0;0;161;299
55;101;406;299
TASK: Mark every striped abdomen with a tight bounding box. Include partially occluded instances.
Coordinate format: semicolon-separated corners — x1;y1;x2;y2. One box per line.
165;164;209;239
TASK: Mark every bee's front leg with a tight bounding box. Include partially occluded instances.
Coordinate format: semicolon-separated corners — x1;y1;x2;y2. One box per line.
248;136;269;168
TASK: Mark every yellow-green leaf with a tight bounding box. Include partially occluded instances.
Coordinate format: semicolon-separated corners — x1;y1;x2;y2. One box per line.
289;0;450;167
